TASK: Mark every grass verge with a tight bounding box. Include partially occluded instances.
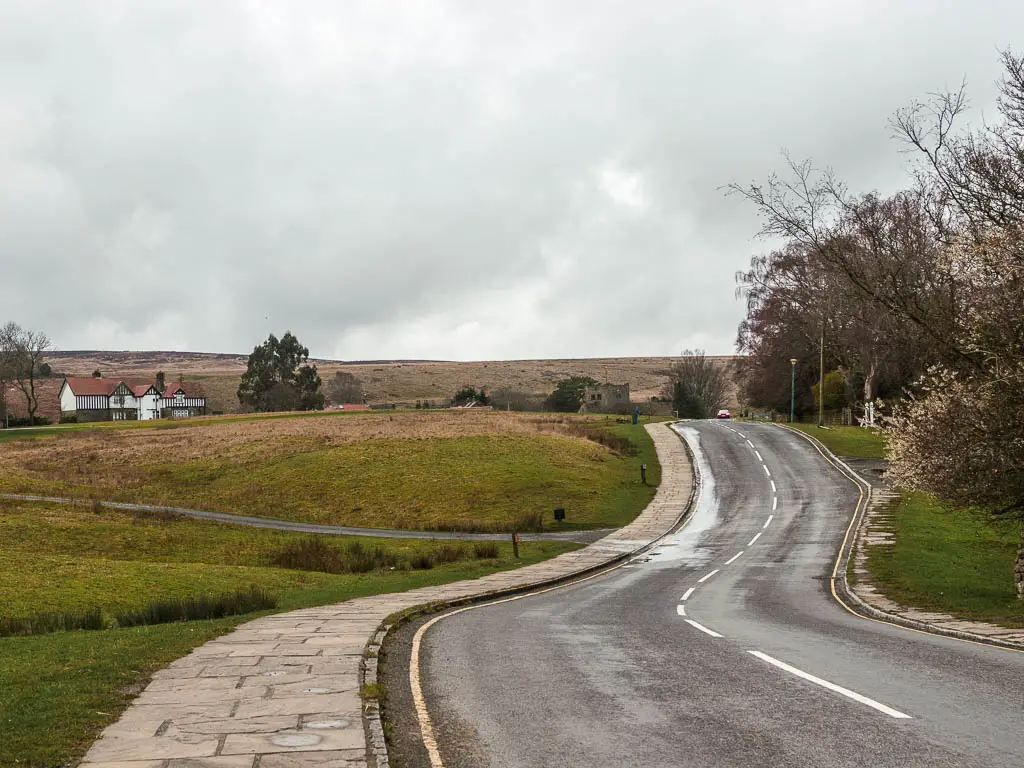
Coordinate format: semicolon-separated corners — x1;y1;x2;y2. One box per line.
866;492;1024;628
787;423;886;459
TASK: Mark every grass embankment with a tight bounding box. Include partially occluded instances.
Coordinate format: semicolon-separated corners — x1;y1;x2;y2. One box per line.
786;423;886;459
0;412;660;532
867;493;1024;628
0;499;577;766
786;424;1023;628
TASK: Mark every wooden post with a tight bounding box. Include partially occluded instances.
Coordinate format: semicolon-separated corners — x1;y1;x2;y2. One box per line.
512;532;520;559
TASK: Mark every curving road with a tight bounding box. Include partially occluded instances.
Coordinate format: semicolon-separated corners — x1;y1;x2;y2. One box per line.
412;421;1024;767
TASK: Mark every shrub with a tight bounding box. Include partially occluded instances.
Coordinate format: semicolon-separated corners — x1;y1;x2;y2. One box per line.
432;544;468;564
3;416;51;428
115;586;276;627
473;542;500;559
59;414;79;424
0;608;104;637
268;537;398;574
410;552;434;570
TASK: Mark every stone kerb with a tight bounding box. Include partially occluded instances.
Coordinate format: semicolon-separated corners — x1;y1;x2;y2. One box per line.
79;422;694;768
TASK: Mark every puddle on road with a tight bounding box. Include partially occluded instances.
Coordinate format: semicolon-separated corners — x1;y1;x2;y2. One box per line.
633;424;719;568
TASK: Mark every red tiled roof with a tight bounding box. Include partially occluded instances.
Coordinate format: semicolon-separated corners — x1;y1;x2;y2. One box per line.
340;403;370;410
62;377;121;396
162;382;205;398
65;377;160;398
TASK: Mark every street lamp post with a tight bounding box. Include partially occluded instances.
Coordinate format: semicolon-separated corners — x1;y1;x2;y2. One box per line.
789;359;798;423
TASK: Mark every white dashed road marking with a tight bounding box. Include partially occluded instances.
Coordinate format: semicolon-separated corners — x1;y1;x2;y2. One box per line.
749;651;912;719
754;450;763;462
770;480;777;493
686;619;724;638
725;551;744;565
763;465;772;477
697;569;720;583
772;496;778;511
763;514;774;528
681;587;696;601
748;532;762;546
676;604;686;616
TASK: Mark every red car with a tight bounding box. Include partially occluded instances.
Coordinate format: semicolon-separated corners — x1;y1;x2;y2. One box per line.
716;409;731;419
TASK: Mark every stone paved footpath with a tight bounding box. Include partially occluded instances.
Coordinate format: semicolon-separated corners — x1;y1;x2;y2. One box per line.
79;422;694;768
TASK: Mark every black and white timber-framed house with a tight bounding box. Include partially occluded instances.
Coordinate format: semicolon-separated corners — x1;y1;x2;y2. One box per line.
59;375;206;422
159;383;207;419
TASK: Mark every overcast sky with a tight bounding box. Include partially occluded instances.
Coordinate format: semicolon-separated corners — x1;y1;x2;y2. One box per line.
1;2;1021;360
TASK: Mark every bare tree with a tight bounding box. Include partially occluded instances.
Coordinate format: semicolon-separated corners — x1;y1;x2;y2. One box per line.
0;326;13;428
892;50;1024;239
661;350;729;418
326;371;364;404
1;322;51;425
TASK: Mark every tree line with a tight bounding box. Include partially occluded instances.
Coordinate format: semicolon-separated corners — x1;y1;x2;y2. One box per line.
732;51;1024;597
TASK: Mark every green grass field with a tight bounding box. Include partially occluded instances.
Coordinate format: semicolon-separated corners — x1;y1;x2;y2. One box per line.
0;416;660;532
865;493;1024;628
0;499;577;766
787;423;886;459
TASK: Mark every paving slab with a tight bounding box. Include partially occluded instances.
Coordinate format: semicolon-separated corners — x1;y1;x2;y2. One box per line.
81;423;693;768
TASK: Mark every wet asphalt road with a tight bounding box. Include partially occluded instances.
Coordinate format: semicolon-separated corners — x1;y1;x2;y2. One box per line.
416;421;1024;768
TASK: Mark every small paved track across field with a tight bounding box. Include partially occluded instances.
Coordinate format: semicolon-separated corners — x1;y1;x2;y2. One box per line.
0;493;611;543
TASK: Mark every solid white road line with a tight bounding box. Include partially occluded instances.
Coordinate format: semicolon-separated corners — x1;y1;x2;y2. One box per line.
772;496;778;510
748;651;912;719
676;604;686;616
763;514;774;528
770;480;777;493
748;532;763;546
763;465;772;477
754;450;763;462
724;551;744;565
686;619;724;638
681;587;696;601
697;569;720;583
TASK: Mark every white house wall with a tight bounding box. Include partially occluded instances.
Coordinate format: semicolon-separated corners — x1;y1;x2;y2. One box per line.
139;393;160;420
59;384;77;413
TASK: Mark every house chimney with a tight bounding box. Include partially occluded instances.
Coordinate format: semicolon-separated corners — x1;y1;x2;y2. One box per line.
92;369;102;379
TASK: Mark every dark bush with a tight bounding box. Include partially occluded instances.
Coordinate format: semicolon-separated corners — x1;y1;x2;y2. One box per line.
433;544;468;564
0;608;104;637
410;552;434;570
3;416;51;428
268;537;398;574
59;414;79;424
115;586;275;627
473;542;500;559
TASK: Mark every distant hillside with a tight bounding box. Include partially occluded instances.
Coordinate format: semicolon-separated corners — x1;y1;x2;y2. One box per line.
40;351;741;414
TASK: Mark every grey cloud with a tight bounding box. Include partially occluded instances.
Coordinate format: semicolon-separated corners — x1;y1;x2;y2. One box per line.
1;1;1022;359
